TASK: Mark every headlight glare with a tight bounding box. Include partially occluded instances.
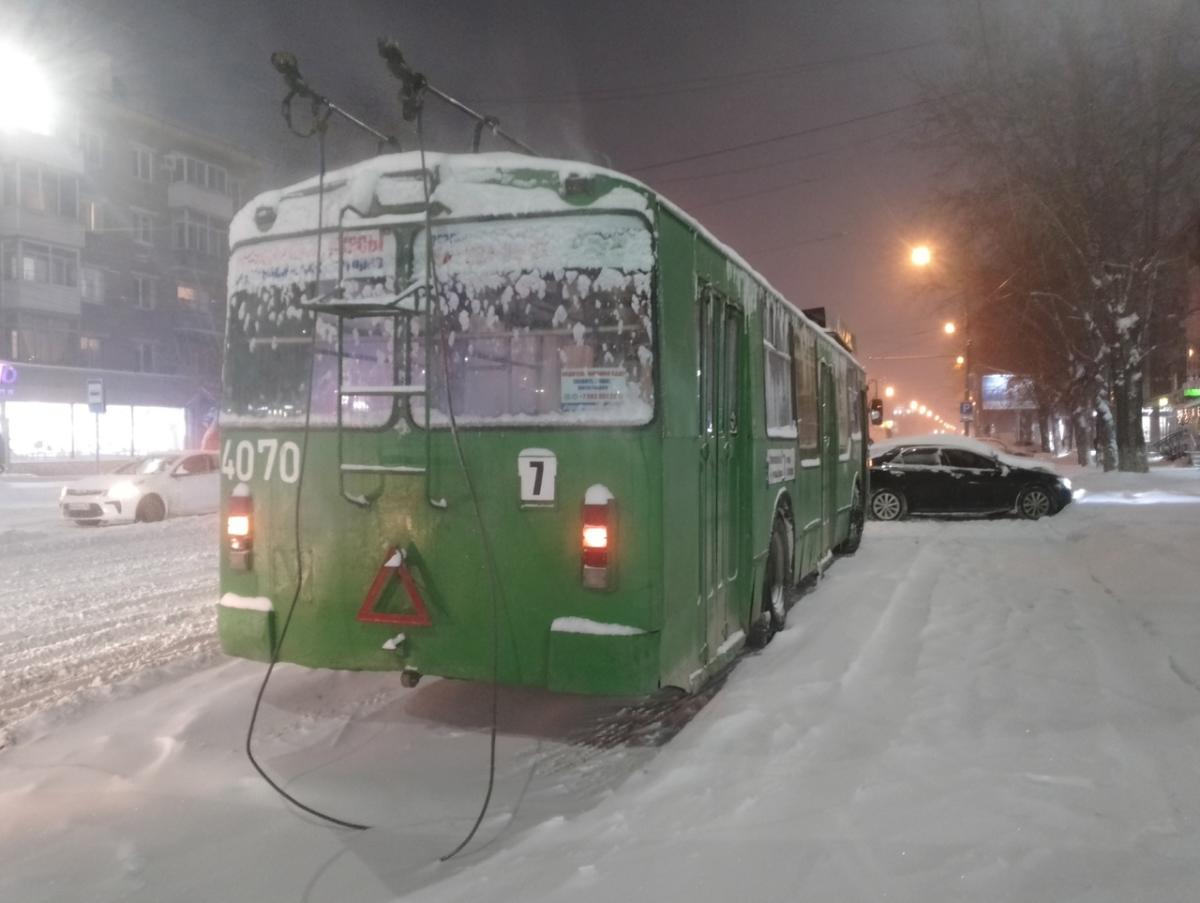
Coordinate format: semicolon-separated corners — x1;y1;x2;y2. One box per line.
107;481;141;501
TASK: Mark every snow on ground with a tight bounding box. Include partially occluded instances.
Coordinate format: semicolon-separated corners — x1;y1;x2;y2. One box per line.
3;466;1200;901
0;475;218;737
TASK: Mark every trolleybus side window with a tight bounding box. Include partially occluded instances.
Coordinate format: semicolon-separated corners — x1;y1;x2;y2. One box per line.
791;324;819;453
763;297;795;439
699;282;715;435
411;214;654;427
723;307;739;434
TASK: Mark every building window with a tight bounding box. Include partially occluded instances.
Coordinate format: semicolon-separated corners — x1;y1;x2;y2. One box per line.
131;209;154;246
81;267;105;304
9;314;76;365
136;342;155;373
133;273;157;309
172;209;227;257
133;145;154;182
80;335;101;364
15;164;78;218
82;199;105;232
229;178;243;208
170;154;229;194
80;130;105;170
50;248;78;287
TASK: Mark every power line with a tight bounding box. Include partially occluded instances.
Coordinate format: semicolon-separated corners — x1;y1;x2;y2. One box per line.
650;123;917;186
627;99;930;173
684;174;822;211
467;39;940;105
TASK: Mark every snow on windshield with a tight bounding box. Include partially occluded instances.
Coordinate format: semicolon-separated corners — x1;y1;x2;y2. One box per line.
411;213;655;426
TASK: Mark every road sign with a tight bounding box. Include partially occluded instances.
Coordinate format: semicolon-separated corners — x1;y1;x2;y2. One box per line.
86;378;106;414
960;400;974;421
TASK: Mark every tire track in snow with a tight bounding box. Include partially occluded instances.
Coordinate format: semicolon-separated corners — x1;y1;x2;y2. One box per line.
0;514;219;733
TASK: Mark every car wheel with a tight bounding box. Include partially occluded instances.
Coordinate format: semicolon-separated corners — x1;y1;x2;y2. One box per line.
748;518;789;649
869;488;906;521
136;494;166;523
1018;485;1053;520
835;482;864;554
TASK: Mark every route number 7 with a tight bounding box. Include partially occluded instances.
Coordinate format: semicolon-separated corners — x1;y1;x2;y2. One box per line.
518;449;557;505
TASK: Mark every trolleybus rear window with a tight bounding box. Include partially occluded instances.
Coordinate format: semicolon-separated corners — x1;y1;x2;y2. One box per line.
223;230;406;428
411;214;655;427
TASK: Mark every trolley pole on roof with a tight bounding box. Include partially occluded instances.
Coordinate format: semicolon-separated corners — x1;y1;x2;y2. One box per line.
377;38;539;156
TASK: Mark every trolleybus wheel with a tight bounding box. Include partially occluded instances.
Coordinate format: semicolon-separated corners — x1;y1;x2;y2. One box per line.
748;519;789;649
136;494;165;523
835;482;865;554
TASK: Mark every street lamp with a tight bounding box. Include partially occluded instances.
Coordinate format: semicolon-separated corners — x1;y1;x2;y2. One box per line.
884;385;895;398
910;245;933;267
943;321;957;336
0;43;56;135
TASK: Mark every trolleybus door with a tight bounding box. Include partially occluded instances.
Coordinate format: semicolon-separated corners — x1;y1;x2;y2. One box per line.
819;361;838;552
698;286;742;662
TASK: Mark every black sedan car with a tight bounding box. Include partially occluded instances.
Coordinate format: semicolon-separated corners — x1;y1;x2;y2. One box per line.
867;438;1074;520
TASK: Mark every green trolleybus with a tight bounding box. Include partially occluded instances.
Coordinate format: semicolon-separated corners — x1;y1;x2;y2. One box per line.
218;152;867;696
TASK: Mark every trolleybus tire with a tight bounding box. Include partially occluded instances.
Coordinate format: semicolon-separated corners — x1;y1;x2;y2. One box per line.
835;482;865;554
748;518;789;649
868;488;906;522
136;494;166;523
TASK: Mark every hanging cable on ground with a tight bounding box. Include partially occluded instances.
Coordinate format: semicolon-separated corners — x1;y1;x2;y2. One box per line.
242;99;370;833
410;105;507;863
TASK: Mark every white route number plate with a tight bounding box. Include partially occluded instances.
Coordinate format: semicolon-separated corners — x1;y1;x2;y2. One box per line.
518;449;557;505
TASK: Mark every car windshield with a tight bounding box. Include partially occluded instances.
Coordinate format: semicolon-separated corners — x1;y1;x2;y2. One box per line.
114;456;178;475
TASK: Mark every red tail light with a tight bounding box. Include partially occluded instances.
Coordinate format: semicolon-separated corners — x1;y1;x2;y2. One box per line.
227;491;253;569
582;487;616;589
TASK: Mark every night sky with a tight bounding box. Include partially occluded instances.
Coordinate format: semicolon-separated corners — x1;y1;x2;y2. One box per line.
21;0;966;423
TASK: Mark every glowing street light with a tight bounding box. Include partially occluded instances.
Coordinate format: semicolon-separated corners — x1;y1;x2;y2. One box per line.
918;405;927;415
943;321;957;336
955;354;965;367
0;43;56;135
884;385;895;399
909;400;919;411
910;245;932;267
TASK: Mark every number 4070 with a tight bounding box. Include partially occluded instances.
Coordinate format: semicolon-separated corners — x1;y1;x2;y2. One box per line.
221;439;302;483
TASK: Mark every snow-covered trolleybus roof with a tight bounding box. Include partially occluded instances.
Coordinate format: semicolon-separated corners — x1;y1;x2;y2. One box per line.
229;151;860;368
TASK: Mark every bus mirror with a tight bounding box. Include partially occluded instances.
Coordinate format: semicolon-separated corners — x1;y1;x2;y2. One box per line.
869;398;884;425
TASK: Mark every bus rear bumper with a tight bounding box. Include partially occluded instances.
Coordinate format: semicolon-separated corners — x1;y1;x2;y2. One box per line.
546;625;660;696
217;596;276;663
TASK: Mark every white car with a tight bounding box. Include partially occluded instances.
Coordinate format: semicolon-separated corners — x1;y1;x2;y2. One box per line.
59;451;219;525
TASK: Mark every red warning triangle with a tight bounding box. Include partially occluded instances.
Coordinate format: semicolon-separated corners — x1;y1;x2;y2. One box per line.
356;547;432;627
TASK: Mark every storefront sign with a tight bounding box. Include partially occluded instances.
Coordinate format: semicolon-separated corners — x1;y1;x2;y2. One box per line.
561;368;628;411
767;448;796;484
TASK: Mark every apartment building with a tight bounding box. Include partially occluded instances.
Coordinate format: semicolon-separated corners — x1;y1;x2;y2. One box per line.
0;61;258;459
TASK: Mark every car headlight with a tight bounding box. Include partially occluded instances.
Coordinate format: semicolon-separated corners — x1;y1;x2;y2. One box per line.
59;486;67;501
107;481;142;501
1059;476;1072;491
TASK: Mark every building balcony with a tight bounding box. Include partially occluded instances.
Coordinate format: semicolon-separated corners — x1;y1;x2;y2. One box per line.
167;181;233;220
0;207;85;248
0;279;82;317
0;131;84;174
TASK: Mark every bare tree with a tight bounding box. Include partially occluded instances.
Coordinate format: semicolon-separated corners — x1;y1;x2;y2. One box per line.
918;0;1200;470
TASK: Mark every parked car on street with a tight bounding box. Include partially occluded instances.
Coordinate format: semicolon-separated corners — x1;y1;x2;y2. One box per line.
59;451;219;525
868;435;1074;521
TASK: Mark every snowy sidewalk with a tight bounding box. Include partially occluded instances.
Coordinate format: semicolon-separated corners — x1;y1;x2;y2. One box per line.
2;467;1200;902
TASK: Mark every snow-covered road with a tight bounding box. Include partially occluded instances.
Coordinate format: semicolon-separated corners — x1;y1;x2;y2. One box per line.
0;476;218;733
2;466;1200;902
